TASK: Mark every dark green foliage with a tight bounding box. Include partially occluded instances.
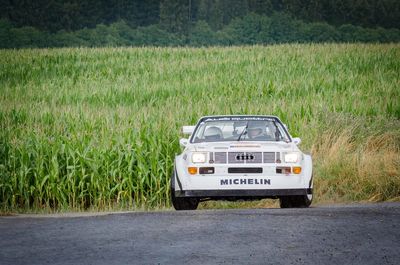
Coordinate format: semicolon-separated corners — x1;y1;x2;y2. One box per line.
304;23;340;43
160;0;189;35
0;0;161;32
190;20;217;46
1;13;400;49
2;0;399;32
0;1;399;48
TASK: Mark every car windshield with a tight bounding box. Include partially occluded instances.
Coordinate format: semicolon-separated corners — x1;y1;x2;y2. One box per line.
191;117;290;143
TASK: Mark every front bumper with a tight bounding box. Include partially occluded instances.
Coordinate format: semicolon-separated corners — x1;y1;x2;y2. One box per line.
175;188;312;198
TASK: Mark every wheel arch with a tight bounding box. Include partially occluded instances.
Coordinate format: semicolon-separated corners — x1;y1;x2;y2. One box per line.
303;154;313;188
173;156;184;191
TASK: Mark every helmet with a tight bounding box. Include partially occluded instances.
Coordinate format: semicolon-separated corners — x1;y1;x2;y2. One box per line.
247;121;264;138
204;126;223;140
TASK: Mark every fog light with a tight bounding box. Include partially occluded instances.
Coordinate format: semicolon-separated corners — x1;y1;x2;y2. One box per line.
199;167;214;174
293;166;302;174
276;167;291;174
188;167;198;175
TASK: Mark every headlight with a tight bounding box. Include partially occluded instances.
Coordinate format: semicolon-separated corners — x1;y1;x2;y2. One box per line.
284;152;300;163
192;152;207;163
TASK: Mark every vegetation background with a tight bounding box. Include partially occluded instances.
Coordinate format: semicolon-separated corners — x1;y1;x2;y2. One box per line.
1;0;400;48
0;1;399;212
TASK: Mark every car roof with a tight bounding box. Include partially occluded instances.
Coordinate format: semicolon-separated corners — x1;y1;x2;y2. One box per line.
198;115;282;122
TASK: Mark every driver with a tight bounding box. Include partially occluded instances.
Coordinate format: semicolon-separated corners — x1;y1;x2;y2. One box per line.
204;126;223;141
247;122;265;140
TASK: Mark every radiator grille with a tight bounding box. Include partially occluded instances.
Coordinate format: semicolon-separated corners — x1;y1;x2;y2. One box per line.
246;152;262;164
214;152;227;163
228;152;244;164
263;152;275;163
211;152;278;164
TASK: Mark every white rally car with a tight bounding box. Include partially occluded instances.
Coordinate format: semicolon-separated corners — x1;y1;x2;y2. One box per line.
171;115;313;210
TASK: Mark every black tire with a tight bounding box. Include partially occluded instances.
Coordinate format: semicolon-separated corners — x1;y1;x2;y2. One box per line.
170;170;199;211
279;195;312;208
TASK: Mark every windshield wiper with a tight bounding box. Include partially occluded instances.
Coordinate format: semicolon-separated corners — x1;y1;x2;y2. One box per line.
237;122;249;141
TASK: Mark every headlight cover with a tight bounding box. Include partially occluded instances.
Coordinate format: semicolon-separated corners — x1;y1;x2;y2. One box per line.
192;152;207;163
284;152;300;163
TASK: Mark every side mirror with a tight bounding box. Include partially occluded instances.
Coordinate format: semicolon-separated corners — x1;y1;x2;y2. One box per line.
179;138;188;148
182;126;195;135
292;137;301;145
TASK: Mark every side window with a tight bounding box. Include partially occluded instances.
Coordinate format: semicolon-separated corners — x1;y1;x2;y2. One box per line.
192;123;205;143
275;122;289;141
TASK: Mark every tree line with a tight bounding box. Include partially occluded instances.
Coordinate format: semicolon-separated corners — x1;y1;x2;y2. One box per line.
0;0;399;48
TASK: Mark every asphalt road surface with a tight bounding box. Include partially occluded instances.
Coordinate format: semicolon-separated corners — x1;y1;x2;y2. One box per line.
1;203;399;265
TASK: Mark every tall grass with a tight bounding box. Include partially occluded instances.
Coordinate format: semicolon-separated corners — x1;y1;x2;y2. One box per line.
0;44;399;211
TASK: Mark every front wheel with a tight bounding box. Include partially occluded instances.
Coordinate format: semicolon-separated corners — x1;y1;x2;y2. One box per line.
170;171;199;210
279;194;312;208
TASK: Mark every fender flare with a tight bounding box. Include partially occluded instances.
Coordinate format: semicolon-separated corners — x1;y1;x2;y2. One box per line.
173;158;183;191
303;154;313;189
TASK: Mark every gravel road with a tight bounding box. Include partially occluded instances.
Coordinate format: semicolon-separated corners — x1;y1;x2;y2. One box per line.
1;203;399;265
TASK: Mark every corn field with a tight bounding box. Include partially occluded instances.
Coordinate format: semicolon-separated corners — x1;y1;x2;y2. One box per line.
1;44;399;212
